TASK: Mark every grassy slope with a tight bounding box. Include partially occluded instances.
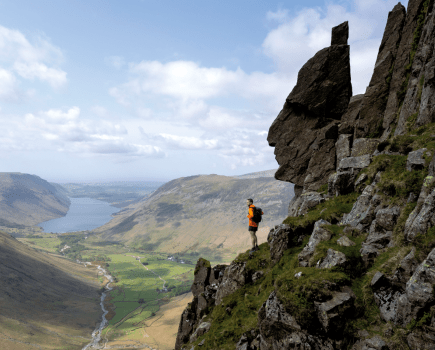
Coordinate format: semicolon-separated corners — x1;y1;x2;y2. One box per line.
0;231;102;350
92;174;294;260
187;122;435;349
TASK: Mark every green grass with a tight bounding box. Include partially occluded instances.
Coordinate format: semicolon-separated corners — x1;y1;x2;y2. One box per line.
282;192;359;228
359;154;427;203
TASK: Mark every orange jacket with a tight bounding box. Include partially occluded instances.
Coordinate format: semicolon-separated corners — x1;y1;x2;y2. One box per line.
247;205;263;227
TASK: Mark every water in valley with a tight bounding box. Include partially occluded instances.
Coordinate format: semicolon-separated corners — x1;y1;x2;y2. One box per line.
39;197;120;233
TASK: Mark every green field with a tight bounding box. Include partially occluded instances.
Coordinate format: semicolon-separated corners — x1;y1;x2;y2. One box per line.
18;231;195;346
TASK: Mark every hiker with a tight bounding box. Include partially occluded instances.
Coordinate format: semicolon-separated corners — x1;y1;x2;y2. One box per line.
247;198;263;252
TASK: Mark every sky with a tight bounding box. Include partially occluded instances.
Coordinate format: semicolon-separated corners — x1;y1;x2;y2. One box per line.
0;0;408;183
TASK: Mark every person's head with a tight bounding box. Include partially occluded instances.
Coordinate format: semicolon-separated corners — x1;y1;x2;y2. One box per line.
247;198;253;206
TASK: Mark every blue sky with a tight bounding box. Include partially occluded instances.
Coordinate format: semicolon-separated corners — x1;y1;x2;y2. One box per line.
0;0;407;182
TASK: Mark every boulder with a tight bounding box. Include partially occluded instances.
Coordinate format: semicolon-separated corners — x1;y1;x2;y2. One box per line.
191;258;211;297
336;134;353;164
382;0;428;139
390;248;419;285
258;291;334;350
351;336;389;350
298;219;332;266
268;22;351;190
337;236;356;247
268;224;308;266
328;171;354;197
341;185;376;230
298;191;325;215
404;187;435;241
407;330;435;350
355;2;406;139
315;291;355;333
370;249;419;323
318;249;347;269
375;207;401;231
215;262;248;305
396;248;435;326
406;148;427;171
338;155;372;172
189;322;211;343
351;139;380;157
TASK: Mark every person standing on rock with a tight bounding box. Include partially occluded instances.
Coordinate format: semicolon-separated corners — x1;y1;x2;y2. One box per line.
247;199;263;252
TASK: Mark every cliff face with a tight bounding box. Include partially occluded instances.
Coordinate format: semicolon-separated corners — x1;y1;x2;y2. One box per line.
174;1;435;349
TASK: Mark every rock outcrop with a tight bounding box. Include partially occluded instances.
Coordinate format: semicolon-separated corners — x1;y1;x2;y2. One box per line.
175;3;435;349
268;22;351;191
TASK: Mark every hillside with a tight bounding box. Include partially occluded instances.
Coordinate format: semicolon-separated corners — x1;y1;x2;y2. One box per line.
91;172;294;260
175;3;435;350
0;173;70;230
0;230;102;349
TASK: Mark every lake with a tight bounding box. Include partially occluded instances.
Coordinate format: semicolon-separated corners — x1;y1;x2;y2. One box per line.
39;197;120;233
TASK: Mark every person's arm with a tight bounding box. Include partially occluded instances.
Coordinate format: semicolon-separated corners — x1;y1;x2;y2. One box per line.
247;207;254;219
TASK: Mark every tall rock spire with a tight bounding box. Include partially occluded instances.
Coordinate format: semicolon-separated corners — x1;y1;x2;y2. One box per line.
267;21;352;190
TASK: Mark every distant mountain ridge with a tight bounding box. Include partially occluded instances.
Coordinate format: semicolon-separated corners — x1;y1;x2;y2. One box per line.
0;172;70;228
92;171;293;260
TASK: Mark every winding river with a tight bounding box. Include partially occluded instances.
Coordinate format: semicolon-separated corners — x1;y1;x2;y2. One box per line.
81;263;114;350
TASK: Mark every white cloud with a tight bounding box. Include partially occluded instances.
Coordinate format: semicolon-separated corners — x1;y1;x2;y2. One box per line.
104;0;408;172
2;107;164;159
0;25;67;95
0;68;20;101
159;133;219;150
263;0;403;94
13;62;66;88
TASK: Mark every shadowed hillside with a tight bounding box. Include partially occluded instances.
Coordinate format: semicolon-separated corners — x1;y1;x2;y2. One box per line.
91;172;294;260
0;230;102;349
0;173;70;230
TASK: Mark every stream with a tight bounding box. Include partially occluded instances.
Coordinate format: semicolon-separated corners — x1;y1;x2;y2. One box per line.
79;257;167;349
81;263;114;350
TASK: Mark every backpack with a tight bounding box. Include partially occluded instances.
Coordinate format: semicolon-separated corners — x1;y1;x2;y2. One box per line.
251;206;262;224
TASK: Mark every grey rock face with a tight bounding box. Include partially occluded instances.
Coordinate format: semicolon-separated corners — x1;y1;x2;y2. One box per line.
355;2;406;139
318;249;347;269
315;291;355;333
404;187;435;241
336;134;353;164
258;291;334;350
407;330;435;350
331;21;349;45
268;224;308;266
341;185;376;230
370;249;419;324
176;300;199;350
176;260;228;350
298;191;325;215
351;336;388;350
338;155;372;172
268;23;351;190
375;207;401;231
406;148;427;171
191;258;211;297
189;322;211;343
215;262;248;305
395;5;435;134
298;219;332;266
339;94;364;135
396;248;435;326
328;171;354;197
351;139;380;157
337;236;356;247
383;0;427;139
